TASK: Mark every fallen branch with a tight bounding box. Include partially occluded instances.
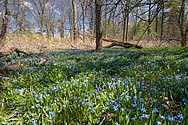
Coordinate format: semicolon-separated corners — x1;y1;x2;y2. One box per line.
36;58;48;65
0;62;23;72
10;47;30;56
0;50;13;58
78;32;142;49
102;38;142;49
0;47;30;58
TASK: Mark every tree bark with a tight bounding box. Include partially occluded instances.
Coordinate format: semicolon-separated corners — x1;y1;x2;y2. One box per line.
72;0;78;42
160;1;164;41
147;0;152;40
95;0;102;51
102;38;142;49
178;0;187;46
0;0;11;47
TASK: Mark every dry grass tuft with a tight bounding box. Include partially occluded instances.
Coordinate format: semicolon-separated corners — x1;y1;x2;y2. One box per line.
0;33;181;53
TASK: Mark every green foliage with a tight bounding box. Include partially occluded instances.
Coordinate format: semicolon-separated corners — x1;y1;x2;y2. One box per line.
0;47;188;124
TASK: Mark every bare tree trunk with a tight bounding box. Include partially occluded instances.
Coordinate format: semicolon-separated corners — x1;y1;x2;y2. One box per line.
160;2;164;41
104;0;107;38
178;0;187;46
88;5;94;34
72;0;78;43
125;1;129;43
147;0;152;41
81;0;86;42
122;9;126;42
122;0;129;43
60;21;64;39
180;33;187;46
0;0;11;47
155;4;159;34
95;0;102;51
133;7;138;40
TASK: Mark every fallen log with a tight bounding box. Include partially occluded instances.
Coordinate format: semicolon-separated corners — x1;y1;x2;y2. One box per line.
77;32;142;49
0;50;13;58
10;47;30;56
102;38;142;49
0;62;23;72
0;47;30;58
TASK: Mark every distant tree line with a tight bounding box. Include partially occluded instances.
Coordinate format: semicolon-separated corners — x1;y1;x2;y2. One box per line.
0;0;187;51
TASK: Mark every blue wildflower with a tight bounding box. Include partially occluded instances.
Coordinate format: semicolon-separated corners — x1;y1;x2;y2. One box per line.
139;114;150;120
123;94;131;99
125;115;129;119
118;97;122;102
141;107;147;113
177;113;184;123
112;103;119;112
96;118;100;124
90;109;95;114
181;88;185;92
174;75;180;80
152;108;159;113
105;102;109;106
36;104;41;108
120;108;125;112
49;111;55;119
96;95;101;100
159;115;165;119
161;104;168;108
182;98;188;105
54;86;59;91
86;122;91;125
108;95;112;99
115;122;120;125
156;121;161;125
62;105;66;108
131;115;137;121
124;81;129;88
13;110;19;114
167;116;175;122
131;103;137;107
30;119;37;125
139;98;144;102
112;77;116;81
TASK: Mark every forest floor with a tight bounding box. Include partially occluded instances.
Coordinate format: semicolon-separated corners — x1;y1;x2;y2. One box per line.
0;47;188;124
0;33;182;53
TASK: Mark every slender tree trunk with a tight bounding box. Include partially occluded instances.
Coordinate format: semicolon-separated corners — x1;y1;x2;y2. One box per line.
148;0;152;41
133;7;138;40
60;21;64;39
160;2;164;41
125;5;129;42
72;0;78;42
104;0;107;38
155;4;159;34
88;5;94;34
122;9;126;42
0;0;11;46
180;33;187;46
81;1;85;42
122;1;129;42
95;0;102;51
178;0;187;46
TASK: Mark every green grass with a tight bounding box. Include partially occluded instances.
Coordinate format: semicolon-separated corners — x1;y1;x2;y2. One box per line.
0;47;188;125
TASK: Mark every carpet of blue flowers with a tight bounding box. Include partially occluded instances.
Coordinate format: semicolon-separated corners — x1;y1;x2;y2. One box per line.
0;47;188;125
